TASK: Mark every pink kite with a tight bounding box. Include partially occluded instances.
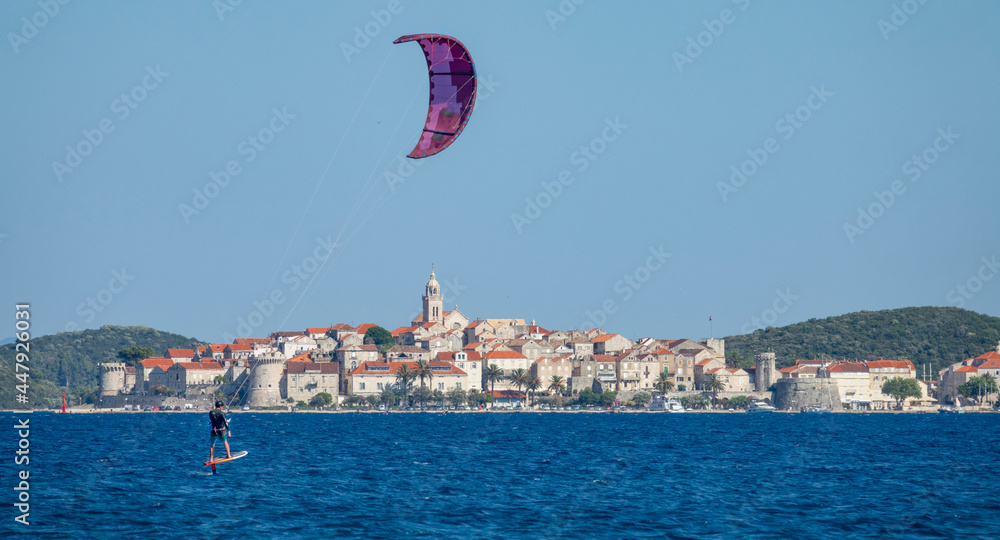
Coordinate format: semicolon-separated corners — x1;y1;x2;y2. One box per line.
394;34;477;159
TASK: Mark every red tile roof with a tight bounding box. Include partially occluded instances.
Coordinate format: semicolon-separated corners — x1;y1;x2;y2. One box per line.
391;326;416;336
306;327;331;335
955;366;978;373
592;334;618;343
350;361;466;376
330;323;356;331
591;355;617;363
976;351;1000;362
176;361;223;370
825;362;868;373
866;359;915;370
167;348;195;358
355;323;378;335
234;337;270;345
140;357;174;370
976;358;1000;370
489;390;525;398
482;350;527;360
337;344;379;352
286;362;339;374
226;344;254;351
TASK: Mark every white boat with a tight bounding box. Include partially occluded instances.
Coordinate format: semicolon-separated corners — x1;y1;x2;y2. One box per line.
747;401;776;413
649;396;686;413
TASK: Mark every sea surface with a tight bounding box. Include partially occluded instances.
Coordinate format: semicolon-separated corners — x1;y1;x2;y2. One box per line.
2;411;999;539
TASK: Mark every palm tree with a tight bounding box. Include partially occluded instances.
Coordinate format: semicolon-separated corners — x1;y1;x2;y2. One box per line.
705;374;725;408
485;364;504;408
414;359;434;388
378;388;396;410
525;375;542;408
654;369;674;394
509;368;527;408
396;365;416;406
548;375;566;395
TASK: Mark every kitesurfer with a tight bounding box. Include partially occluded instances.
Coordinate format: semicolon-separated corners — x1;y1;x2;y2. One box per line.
209;400;232;461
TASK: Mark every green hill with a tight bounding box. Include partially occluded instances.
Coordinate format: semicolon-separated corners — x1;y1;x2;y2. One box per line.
724;307;1000;374
0;325;206;409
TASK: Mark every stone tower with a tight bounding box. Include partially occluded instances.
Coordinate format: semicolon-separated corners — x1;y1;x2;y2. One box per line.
422;268;443;324
245;354;285;407
98;362;127;396
755;352;776;392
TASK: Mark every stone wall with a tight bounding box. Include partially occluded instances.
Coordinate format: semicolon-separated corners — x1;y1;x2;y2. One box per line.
773;378;843;411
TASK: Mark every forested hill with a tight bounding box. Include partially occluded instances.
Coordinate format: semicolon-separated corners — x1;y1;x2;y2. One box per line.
724;307;1000;374
0;325;206;409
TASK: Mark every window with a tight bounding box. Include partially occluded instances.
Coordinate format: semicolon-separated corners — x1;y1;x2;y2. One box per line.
456;382;462;389
438;383;444;390
377;383;384;390
360;382;366;390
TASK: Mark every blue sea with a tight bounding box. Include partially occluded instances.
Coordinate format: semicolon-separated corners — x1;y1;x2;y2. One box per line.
2;411;999;539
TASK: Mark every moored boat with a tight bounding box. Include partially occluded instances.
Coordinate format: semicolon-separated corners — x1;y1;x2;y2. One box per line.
747;401;776;413
649;395;686;413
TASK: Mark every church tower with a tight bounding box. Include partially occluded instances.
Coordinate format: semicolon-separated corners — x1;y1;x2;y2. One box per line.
422;268;443;324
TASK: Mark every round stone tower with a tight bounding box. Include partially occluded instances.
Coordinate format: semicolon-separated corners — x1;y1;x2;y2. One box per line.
755;352;776;393
99;362;128;396
245;355;285;407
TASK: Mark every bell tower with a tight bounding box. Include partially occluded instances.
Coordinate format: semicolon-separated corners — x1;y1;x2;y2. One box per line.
422;266;443;324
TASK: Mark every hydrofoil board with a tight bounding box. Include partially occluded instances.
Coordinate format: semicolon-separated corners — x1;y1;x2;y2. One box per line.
204;450;248;466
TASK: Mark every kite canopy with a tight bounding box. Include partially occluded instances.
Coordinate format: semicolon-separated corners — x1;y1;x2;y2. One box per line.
393;34;477;159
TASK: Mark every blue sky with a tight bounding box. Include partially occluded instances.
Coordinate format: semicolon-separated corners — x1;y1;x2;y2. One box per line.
3;0;998;344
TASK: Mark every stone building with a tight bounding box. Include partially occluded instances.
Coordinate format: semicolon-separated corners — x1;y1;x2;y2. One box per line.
481;350;529;391
99;362;135;396
286;362;339;405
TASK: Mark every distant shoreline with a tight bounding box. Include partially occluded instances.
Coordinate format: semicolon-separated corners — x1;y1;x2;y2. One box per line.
4;406;989;414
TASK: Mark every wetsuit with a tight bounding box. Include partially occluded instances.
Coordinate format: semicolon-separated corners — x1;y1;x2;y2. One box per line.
209;408;229;442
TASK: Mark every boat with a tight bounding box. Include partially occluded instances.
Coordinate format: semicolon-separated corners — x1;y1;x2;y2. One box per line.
747;401;776;413
939;398;965;414
801;405;832;413
649;395;686;413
